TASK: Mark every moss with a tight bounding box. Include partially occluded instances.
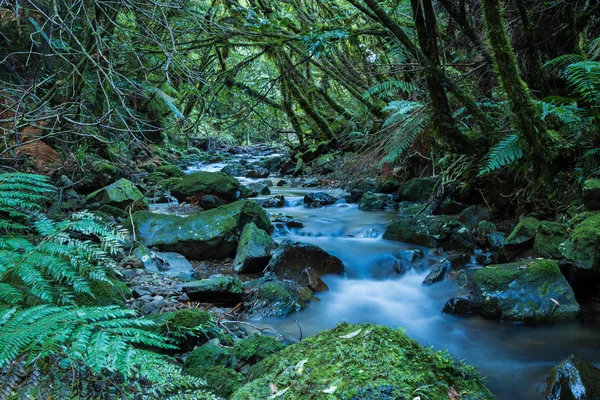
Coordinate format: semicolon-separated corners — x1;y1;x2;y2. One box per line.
504;217;540;245
97;205;126;219
185;365;243;398
233;333;288;362
533;221;568;259
182;276;244;295
157;164;184;178
157;177;182;190
145;172;168;184
562;212;600;271
397;177;439;202
151;308;214;331
358;192;386;211
86;178;148;211
583;178;600;190
233;323;492;400
473;259;558;291
184;342;233;369
75;275;131;307
380;178;400;194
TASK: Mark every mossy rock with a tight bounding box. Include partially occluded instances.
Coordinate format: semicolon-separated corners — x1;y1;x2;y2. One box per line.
233;333;288;363
379;178;400;194
502;217;540;259
157;177;182;190
384;214;474;250
75;274;131;307
138;162;157;173
397;177;439;202
86;178;149;212
128;200;271;260
87;160;117;189
358;192;386;211
533;221;569;259
185;365;243;398
243;274;314;320
543;354;600;399
562;212;600;273
184;342;234;369
182;276;244;305
147;308;215;350
471;259;579;322
145;172;168;184
232;322;492;400
266;240;344;280
157;164;184;178
97;204;126;219
172;171;241;202
234;222;277;273
582;178;600;210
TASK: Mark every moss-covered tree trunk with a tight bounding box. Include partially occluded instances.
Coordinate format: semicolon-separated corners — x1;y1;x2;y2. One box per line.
482;0;551;174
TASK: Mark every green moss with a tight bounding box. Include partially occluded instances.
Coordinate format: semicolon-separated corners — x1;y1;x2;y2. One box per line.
474;259;558;291
151;308;214;330
233;333;287;362
397;177;439;202
184;342;233;369
533;221;568;259
562;212;600;271
157;177;182;190
182;276;244;295
505;217;540;245
233;323;492;400
380;178;400;193
157;164;184;178
93;161;117;176
172;171;241;202
145;172;168;184
583;179;600;190
185;365;243;398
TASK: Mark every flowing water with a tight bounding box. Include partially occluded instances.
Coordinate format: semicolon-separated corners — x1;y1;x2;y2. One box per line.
190;161;600;399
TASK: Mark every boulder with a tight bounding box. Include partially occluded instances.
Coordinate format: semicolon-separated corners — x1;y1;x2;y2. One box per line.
171;171;241;202
380;178;400;194
258;156;283;172
221;163;249;177
358;192;386;211
383;215;474;250
423;258;452;285
471;259;579;322
562;212;600;274
129;200;271;259
86;178;148;211
502;217;540;259
262;195;285;208
534;221;569;259
299;267;329;292
459;204;492;227
234;222;277;273
582;178;600;210
266;240;345;280
442;297;479;316
86;160;117;189
243;274;315;320
153;251;196;280
157;164;184;178
272;215;303;228
182;276;244;304
185;341;234;369
232;322;492;400
304;192;337;208
435;200;469;216
396;177;439;203
246;167;270;178
246;182;270;196
543;354;600;400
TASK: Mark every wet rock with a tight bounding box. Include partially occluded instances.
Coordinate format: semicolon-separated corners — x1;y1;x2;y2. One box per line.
132;286;153;298
243;274;315;320
304;192;338;208
246;167;270;178
234;222;277;273
302;177;319;187
272;215;303;228
276;180;288;187
459;204;492;226
502;217;540;259
120;255;144;269
435;200;469;216
358;192;386;211
383;215;474;250
157;164;184;178
246;182;271;196
471;259;579;322
534;221;569;259
396;248;424;264
182;276;244;305
153;251;196;280
543;354;600;400
486;231;505;250
442;297;479;316
582;178;600;211
396;177;439;203
86;178;148;211
380;178;400;194
129;200;271;260
266;240;345;280
171;171;242;203
423;258;452;285
562;213;600;274
299;267;329;292
221;163;249;177
262;195;285;208
258;156;284;172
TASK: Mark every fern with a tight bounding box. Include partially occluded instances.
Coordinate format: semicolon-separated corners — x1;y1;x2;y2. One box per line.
362;80;418;100
478;134;523;175
0;173;55;232
563;61;600;107
379;100;429;165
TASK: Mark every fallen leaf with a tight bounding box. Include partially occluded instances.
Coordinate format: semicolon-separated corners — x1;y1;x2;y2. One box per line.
269;383;277;394
323;386;337;394
413;397;421;400
339;328;362;339
550;298;561;307
269;387;289;399
295;359;308;375
448;386;459;400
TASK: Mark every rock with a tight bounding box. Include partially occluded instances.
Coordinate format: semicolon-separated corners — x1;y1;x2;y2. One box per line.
182;276;244;304
234;222;277;273
543;354;600;400
502;217;541;259
302;177;319;187
153;251;196;280
582;179;600;210
442;297;479;316
246;167;270;178
562;213;600;274
358;192;386;211
147;308;214;350
132;286;153;298
380;178;400;194
423;258;452;285
185;342;234;369
171;171;242;203
471;259;579;322
534;221;569;259
272;215;303;228
133;245;162;272
396;177;439;203
243;274;315;320
120;255;144;269
459;204;492;226
233;333;288;363
145;172;168;184
221;163;249;177
258;156;284;172
87;160;117;189
246;182;270;196
86;178;148;211
435;200;469;215
303;192;337;208
486;231;505;250
276;180;288;187
383;215;474;250
299;267;329;292
266;240;345;280
232;322;492;400
129;200;271;259
262;195;285;208
156;164;184;177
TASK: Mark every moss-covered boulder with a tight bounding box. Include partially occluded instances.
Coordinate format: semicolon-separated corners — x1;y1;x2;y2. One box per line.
245;181;271;197
129;200;271;260
157;164;184;178
145;172;168;184
86;178;148;211
243;274;315;320
265;240;345;280
383;214;474;250
147;308;215;350
501;217;540;258
358;192;386;211
185;365;243;398
233;333;288;363
534;221;569;259
182;276;244;305
396;176;439;203
232;322;492;400
471;259;579;322
86;160;117;189
562;212;600;273
171;171;242;203
234;222;277;273
543;354;600;400
582;178;600;211
184;341;234;369
380;178;400;194
221;163;249;177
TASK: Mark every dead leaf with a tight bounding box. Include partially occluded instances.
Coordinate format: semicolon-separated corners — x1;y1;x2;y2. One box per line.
295;359;308;375
339;328;362;339
322;386;337;394
448;386;459;400
550;298;561;307
269;383;277;395
269;387;289;399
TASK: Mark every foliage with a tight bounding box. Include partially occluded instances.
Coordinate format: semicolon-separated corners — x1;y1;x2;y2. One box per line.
478;134;523;176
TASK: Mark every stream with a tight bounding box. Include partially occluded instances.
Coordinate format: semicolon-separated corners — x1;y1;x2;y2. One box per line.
192;160;600;399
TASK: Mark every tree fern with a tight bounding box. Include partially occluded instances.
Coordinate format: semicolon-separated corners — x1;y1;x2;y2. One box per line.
478;134;523;175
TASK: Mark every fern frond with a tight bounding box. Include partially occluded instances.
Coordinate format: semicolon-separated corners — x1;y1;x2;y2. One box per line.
478;134;523;175
379;101;429;166
144;85;186;120
363;80;418;100
563;61;600;105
